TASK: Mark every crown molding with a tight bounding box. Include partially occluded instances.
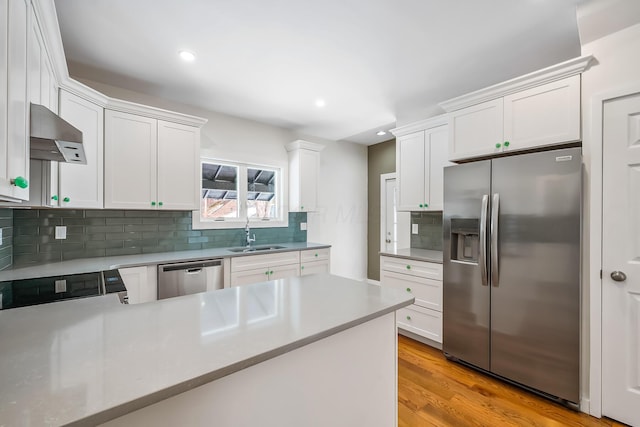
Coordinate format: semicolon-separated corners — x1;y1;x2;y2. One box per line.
438;55;595;112
390;113;448;137
32;0;207;128
285;140;325;152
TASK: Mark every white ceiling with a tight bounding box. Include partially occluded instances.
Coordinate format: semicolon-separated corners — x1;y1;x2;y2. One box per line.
54;0;583;145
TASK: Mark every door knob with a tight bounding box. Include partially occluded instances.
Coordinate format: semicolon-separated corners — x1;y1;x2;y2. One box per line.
611;271;627;282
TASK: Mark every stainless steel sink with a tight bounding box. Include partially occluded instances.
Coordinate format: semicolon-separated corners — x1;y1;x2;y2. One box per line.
228;245;286;253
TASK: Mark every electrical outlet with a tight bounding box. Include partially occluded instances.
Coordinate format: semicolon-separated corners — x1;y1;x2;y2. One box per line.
300;222;307;231
55;226;67;239
55;280;67;293
412;224;419;235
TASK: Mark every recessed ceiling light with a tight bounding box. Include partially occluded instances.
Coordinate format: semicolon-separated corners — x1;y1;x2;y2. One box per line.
377;130;387;136
179;50;196;61
315;99;326;108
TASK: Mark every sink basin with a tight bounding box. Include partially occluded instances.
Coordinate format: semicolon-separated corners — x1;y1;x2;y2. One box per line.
228;245;286;253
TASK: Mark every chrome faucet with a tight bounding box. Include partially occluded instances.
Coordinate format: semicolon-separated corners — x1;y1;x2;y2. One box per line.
245;217;256;248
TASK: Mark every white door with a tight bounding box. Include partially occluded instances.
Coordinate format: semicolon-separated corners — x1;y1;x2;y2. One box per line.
602;92;640;427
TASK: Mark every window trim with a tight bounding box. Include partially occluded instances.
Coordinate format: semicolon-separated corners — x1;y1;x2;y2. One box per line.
193;158;289;230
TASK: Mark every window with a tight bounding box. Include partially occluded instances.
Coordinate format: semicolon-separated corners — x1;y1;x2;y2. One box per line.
195;159;287;229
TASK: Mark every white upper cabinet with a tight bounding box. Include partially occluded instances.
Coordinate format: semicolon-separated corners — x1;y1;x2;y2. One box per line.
105;110;201;210
503;75;581;151
157;120;200;210
104;110;157;209
57;90;104;208
0;0;30;202
396;120;452;212
286;140;324;212
442;56;592;162
449;98;504;161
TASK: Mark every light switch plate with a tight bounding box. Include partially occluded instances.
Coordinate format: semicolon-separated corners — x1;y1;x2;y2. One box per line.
55;226;67;239
412;224;419;235
300;222;307;231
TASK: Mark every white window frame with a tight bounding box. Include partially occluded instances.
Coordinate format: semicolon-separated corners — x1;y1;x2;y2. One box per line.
193;158;289;230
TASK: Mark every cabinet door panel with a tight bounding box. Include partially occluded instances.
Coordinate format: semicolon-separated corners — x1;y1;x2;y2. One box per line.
270;264;299;281
380;269;442;311
157;120;200;210
0;0;8;198
59;91;104;208
449;98;503;161
5;0;30;201
301;260;329;276
231;269;272;287
397;131;426;211
298;149;318;212
427;125;452;211
104;111;157;209
503;75;580;151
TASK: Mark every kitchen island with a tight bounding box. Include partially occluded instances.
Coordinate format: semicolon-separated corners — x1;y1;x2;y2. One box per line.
0;274;412;426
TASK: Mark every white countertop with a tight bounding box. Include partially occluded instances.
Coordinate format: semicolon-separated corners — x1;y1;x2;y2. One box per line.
379;248;443;263
0;274;413;426
0;242;330;282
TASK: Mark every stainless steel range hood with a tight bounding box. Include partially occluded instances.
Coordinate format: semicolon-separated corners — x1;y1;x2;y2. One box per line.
30;103;86;164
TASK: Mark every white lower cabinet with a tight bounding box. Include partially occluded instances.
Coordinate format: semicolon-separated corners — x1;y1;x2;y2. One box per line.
230;251;300;287
380;255;443;346
119;265;157;304
300;247;330;276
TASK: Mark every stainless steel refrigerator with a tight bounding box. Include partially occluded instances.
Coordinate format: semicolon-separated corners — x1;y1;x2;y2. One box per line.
443;147;581;406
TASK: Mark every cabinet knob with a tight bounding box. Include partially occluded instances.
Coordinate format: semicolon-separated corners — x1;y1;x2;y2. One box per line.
406;287;411;293
495;143;501;149
315;253;318;257
51;195;58;201
406;315;412;321
151;201;156;206
301;266;305;270
504;141;510;147
301;206;304;210
63;197;70;203
265;271;269;275
158;201;163;206
270;270;274;275
406;265;411;270
11;176;28;189
419;204;423;208
424;203;428;208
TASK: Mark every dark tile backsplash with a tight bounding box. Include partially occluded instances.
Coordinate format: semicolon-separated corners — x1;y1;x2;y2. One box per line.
0;209;13;271
12;210;307;267
410;211;443;251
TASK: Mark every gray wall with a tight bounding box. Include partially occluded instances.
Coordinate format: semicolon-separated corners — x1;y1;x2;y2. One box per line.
367;139;396;281
12;210;306;267
410;211;443;250
0;209;13;270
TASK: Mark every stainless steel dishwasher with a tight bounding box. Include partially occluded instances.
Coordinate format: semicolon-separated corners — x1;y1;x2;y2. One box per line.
157;259;224;300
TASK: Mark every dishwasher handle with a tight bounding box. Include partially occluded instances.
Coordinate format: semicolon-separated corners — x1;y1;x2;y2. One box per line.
159;259;222;273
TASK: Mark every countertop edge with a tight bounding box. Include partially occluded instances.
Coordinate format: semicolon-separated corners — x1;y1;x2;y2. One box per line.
68;296;414;427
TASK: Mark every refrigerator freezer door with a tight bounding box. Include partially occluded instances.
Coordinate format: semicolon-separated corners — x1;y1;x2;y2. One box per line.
443;160;491;370
490;147;581;403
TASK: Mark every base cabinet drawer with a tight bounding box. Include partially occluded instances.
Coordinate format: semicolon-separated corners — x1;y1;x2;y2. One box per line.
300;248;330;263
380;269;442;311
397;305;442;344
300;260;329;276
380;256;442;280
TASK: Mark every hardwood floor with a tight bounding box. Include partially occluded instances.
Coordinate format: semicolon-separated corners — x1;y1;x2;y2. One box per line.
398;335;627;427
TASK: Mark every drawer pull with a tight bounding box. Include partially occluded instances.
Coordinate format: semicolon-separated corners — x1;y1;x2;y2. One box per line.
406;265;411;270
301;266;305;270
406;315;412;321
406;287;412;293
315;253;318;257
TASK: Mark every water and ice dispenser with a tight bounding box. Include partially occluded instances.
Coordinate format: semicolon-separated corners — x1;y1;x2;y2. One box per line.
450;218;479;263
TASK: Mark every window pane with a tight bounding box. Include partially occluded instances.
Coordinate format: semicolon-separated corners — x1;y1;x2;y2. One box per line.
201;162;239;219
247;167;277;219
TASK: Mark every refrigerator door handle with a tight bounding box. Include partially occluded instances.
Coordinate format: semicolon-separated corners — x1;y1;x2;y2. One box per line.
491;193;500;287
479;194;489;286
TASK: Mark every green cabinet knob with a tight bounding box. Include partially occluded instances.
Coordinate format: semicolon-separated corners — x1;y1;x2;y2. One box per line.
504;141;510;147
270;270;274;275
406;287;411;293
406;265;411;270
158;201;163;206
424;203;429;208
315;253;318;257
63;197;70;203
419;204;423;208
301;206;304;210
301;266;305;270
265;271;269;275
495;143;501;149
51;195;58;201
406;315;411;321
151;201;156;206
11;176;28;189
